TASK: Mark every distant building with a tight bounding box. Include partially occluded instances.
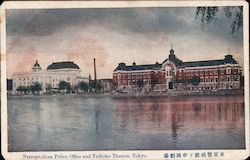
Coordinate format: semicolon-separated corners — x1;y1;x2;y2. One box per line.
12;60;88;94
113;48;242;93
100;79;113;93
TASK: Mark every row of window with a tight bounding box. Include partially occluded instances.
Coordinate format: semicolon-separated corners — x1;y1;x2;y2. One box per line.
114;72;167;80
201;76;239;83
117;75;240;86
180;68;239;76
17;77;76;82
186;85;237;90
118;80;152;86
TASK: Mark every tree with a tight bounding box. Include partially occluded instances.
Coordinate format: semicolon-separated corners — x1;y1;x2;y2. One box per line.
136;79;144;92
196;6;243;34
58;81;71;92
78;81;89;92
31;82;42;94
89;80;96;92
151;77;158;91
191;77;200;86
89;80;103;93
96;82;103;92
17;86;28;93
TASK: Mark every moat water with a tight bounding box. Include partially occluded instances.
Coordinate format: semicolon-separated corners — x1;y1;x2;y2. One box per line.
8;95;245;151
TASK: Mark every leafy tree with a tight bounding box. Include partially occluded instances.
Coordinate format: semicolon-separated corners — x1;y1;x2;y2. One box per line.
31;82;42;93
17;86;28;93
78;81;89;92
151;77;158;91
59;81;71;92
137;79;144;92
191;77;200;86
96;82;103;92
89;80;96;92
89;80;103;93
196;6;243;34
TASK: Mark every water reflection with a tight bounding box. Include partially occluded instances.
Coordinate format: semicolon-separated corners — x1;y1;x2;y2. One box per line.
8;96;245;151
112;96;245;149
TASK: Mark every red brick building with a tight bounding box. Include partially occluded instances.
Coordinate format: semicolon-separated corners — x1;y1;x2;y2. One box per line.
113;48;242;93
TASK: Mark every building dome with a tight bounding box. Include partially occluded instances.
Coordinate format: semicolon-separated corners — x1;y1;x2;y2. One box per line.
32;60;42;72
47;61;80;70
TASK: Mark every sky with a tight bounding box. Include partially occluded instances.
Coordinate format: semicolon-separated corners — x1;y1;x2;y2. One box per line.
6;7;243;79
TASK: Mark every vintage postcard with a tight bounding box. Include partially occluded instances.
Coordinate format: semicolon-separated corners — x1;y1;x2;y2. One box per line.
1;1;249;160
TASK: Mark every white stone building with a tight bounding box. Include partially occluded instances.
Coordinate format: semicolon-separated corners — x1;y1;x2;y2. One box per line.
12;60;88;94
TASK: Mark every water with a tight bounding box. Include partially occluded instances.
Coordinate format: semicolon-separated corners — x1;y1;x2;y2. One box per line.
8;95;245;151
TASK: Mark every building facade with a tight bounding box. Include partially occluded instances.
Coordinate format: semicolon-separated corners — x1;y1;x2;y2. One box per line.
12;60;88;94
113;48;242;93
100;79;114;93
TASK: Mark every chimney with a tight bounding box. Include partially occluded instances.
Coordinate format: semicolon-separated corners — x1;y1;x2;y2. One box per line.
94;58;97;83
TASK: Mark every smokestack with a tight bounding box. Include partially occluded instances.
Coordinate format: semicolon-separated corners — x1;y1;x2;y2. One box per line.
94;58;97;83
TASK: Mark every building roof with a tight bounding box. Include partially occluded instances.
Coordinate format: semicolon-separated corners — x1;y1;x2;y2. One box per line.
114;62;162;71
33;60;41;67
182;55;237;67
47;61;80;70
114;52;238;72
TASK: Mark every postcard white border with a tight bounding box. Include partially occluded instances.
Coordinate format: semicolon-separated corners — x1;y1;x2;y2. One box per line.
1;1;249;160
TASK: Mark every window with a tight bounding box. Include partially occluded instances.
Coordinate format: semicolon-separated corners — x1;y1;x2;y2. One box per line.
215;78;218;82
227;77;230;81
128;80;131;85
132;80;136;85
220;70;224;74
210;78;213;82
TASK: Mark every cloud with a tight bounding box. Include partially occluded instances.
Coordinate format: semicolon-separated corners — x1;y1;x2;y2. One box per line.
6;7;244;79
